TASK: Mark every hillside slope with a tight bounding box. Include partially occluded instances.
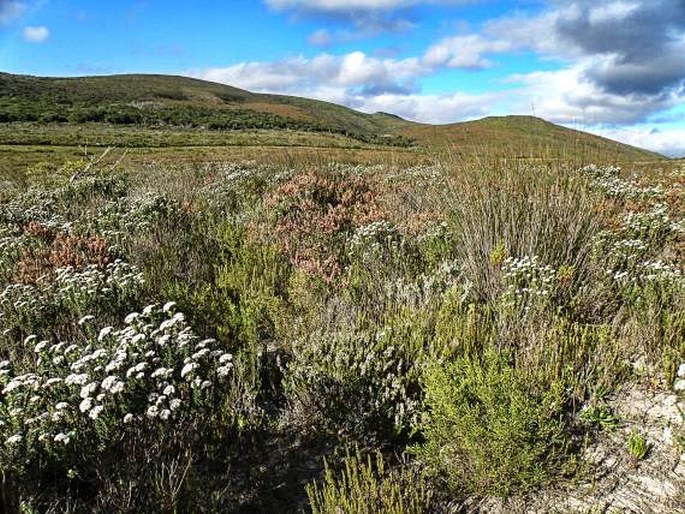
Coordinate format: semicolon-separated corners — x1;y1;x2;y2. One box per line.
0;72;665;161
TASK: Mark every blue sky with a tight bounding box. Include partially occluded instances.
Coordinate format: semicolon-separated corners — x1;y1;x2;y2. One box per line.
1;0;685;155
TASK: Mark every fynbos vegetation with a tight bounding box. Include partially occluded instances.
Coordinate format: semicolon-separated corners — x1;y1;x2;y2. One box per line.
0;152;683;512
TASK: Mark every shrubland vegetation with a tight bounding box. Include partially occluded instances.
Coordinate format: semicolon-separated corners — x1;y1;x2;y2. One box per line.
0;147;683;512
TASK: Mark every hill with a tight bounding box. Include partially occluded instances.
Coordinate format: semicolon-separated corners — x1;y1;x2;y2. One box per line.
0;72;665;161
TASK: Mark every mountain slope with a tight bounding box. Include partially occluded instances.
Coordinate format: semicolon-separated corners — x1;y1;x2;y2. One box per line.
401;115;662;161
0;72;665;161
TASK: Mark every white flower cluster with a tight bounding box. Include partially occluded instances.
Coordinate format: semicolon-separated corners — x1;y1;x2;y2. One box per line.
0;260;144;338
96;192;180;236
385;165;443;184
347;220;403;261
385;259;462;309
622;204;682;241
501;255;556;303
53;261;143;302
579;164;664;200
0;304;233;450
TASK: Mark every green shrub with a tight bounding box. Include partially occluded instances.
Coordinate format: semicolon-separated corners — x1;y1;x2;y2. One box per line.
283;318;426;443
416;348;570;497
306;448;432;514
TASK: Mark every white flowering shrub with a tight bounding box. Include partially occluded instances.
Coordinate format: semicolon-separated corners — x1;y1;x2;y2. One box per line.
0;303;234;475
622;204;683;243
579;164;664;200
283;327;424;442
0;261;145;349
346;220;404;262
94;192;181;238
501;255;556;309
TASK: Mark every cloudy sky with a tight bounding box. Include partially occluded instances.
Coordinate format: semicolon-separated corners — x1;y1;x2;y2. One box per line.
1;0;685;156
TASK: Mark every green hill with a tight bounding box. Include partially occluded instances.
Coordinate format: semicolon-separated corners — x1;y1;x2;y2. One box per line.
0;72;665;161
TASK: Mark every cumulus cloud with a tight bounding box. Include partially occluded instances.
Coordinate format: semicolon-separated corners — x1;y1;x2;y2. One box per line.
22;25;49;42
486;0;685;118
507;64;682;126
189;49;498;123
0;1;26;24
194;52;426;93
589;126;685;157
424;34;512;69
268;0;475;39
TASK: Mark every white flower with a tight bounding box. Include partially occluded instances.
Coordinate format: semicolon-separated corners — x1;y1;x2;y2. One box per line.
54;432;70;444
674;379;685;391
80;382;98;399
0;360;9;368
217;365;232;378
34;341;49;353
89;405;104;420
131;333;146;344
110;381;124;394
219;353;233;364
200;380;211;390
79;397;93;413
65;373;89;386
6;434;22;444
123;413;134;424
78;315;95;325
42;378;63;388
163;384;175;396
101;375;119;391
142;304;156;315
159;409;171;420
169;398;181;411
124;312;140;324
180;362;198;378
98;326;114;342
192;348;209;360
151;367;172;379
678;364;685;378
162;301;176;312
146;405;159;418
55;402;69;410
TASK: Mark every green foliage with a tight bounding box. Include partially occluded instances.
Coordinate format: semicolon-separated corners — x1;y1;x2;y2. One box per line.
580;404;620;431
283;317;426;443
306;448;432;514
416;349;570;497
627;430;650;461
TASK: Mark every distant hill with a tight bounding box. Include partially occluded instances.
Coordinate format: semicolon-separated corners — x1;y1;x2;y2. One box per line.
0;72;665;161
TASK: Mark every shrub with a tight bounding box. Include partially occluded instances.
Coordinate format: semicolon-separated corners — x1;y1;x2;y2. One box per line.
416;349;570;497
283;320;426;443
306;448;432;514
444;164;600;303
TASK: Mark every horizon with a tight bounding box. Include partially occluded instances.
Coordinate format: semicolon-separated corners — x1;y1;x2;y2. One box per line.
1;1;684;157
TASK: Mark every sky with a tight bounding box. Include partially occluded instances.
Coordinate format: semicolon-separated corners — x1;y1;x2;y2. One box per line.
1;0;685;156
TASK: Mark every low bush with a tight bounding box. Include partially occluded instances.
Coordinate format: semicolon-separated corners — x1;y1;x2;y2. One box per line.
416;348;570;497
306;448;432;514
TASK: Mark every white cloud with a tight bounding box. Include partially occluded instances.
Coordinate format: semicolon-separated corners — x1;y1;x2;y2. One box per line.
354;91;496;123
588;126;685;157
0;1;25;25
23;25;49;43
192;51;427;94
266;0;472;13
424;34;512;69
